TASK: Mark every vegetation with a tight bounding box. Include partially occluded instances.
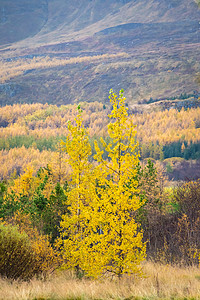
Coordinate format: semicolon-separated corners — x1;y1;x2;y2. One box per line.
1;261;200;299
0;101;199;181
0;89;200;300
1;0;200;294
58;105;95;276
59;90;146;278
0;53;127;83
0;165;69;243
0;220;59;280
1;50;200;106
90;89;146;277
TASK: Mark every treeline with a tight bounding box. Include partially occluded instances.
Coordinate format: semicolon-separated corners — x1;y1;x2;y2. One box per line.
142;91;200;104
140;141;200;160
0;102;199;152
0;101;199;180
0;102;109;138
0;134;64;151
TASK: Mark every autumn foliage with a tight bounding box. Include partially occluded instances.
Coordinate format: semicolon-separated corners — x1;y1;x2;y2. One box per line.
0;214;59;280
59;90;146;278
0;101;199;180
0;89;200;281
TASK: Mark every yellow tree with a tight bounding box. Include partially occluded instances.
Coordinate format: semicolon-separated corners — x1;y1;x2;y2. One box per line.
80;90;146;278
59;92;146;278
59;106;95;273
75;90;146;278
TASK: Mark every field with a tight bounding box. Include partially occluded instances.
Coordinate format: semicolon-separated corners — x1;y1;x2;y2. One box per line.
1;261;200;300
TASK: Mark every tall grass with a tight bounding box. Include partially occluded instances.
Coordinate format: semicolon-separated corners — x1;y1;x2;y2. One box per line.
1;261;200;300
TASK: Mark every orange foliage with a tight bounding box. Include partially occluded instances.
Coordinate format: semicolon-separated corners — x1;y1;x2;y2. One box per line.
0;146;69;181
0;103;199;180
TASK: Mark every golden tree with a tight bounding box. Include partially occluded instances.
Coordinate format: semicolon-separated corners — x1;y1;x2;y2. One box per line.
59;106;95;274
59;92;146;278
82;89;146;278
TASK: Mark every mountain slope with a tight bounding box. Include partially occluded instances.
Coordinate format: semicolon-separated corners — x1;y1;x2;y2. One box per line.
0;0;200;106
2;0;199;48
0;0;48;46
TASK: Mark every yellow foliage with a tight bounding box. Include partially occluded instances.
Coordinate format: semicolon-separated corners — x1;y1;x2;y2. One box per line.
0;101;199;182
59;91;146;278
59;107;95;271
8;166;34;197
87;90;146;278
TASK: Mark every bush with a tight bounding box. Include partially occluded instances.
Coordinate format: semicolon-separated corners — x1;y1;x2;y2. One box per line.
0;219;60;280
0;223;37;280
151;179;200;265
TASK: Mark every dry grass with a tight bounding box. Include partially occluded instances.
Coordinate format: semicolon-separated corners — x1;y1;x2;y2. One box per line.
0;53;127;83
0;261;200;300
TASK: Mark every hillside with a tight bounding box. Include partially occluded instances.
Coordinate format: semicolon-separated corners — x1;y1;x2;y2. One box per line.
0;0;200;105
1;0;200;47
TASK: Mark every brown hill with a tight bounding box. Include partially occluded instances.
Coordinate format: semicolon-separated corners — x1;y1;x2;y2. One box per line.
0;0;200;105
1;0;199;47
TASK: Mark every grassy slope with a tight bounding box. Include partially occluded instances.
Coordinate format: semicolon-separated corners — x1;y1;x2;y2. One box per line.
1;46;199;106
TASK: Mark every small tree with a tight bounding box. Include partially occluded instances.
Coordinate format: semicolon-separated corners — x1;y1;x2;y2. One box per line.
1;166;68;242
81;90;146;278
59;106;95;274
59;92;146;278
136;159;167;257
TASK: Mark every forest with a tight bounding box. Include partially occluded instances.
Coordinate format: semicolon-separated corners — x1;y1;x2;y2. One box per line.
0;98;199;180
0;90;200;299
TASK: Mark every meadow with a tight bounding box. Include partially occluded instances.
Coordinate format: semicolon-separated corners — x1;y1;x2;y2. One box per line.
1;261;200;300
